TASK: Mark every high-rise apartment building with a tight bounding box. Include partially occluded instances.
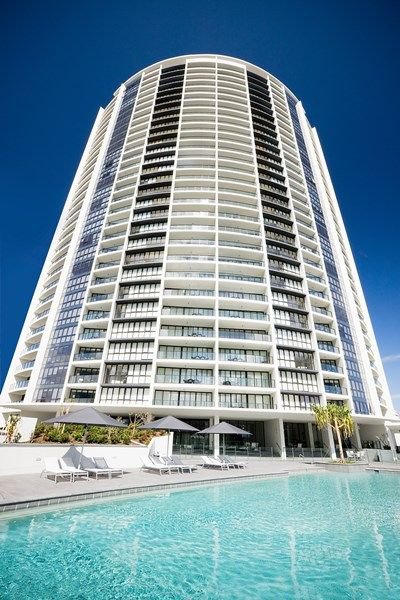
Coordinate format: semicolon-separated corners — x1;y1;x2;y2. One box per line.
2;55;398;456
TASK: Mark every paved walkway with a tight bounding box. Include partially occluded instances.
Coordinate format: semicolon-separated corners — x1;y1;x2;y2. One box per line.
0;458;323;513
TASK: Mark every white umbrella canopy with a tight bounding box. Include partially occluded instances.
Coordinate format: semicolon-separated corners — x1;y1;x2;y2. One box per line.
44;407;127;467
138;415;199;433
139;416;199;456
197;421;252;456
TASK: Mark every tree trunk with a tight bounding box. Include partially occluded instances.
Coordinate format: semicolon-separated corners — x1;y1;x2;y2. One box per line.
334;418;345;462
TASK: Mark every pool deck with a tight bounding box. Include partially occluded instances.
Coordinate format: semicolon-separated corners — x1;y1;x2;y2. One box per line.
0;458;324;513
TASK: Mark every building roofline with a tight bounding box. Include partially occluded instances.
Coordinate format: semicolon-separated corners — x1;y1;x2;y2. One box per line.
114;54;300;104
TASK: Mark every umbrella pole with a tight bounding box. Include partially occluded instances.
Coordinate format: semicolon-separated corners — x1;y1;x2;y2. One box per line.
79;426;88;469
223;434;225;457
170;429;174;457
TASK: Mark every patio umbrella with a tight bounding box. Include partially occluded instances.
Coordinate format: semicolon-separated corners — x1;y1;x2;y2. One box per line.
139;416;199;456
197;421;252;456
44;407;127;467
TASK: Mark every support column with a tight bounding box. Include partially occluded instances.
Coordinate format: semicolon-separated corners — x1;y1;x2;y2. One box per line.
386;426;398;462
278;418;286;460
322;427;336;459
307;422;315;450
168;432;174;457
213;415;220;457
353;424;362;450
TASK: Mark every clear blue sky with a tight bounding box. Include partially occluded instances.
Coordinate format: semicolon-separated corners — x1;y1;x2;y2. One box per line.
1;0;399;409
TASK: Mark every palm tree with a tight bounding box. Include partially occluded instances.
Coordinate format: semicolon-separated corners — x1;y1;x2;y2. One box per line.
312;403;354;463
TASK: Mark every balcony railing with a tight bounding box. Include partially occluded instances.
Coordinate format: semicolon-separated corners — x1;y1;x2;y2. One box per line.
219;273;265;283
89;294;113;302
73;352;103;361
158;351;214;361
219;331;270;342
219;377;273;387
318;343;339;353
312;306;332;317
69;375;99;384
78;330;106;340
272;299;306;311
320;363;342;373
324;384;347;395
15;361;35;371
219;354;270;364
165;271;214;279
315;324;335;334
83;312;110;321
164;288;214;297
219;396;275;410
155;375;214;385
10;380;29;390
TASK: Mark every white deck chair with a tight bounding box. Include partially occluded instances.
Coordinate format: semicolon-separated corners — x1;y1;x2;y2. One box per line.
167;455;199;473
59;457;89;481
42;458;72;483
141;458;172;475
356;450;367;461
94;457;124;476
150;455;180;473
221;455;247;468
201;456;229;470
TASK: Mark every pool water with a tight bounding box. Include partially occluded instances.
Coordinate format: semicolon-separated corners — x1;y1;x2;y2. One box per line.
0;473;399;599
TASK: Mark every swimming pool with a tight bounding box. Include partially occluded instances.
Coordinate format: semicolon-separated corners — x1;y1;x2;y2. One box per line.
0;472;399;599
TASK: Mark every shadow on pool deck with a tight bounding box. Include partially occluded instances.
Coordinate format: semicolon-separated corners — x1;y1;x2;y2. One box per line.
0;458;326;512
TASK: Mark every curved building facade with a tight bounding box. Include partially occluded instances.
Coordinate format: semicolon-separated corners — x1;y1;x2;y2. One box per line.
2;55;397;456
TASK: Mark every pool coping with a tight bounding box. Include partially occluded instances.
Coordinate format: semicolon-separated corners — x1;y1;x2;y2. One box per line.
0;470;293;515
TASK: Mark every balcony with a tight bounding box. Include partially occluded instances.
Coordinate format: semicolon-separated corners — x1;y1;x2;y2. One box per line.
315;324;335;335
92;277;117;286
219;353;270;364
164;288;214;298
9;380;30;390
98;245;123;254
78;330;106;340
155;375;214;385
274;318;309;330
158;351;214;361
219;310;268;321
160;327;214;338
219;256;264;267
309;289;328;300
320;363;342;373
272;299;306;311
270;278;302;292
162;307;214;317
83;311;111;321
324;384;347;395
89;294;113;302
219;377;273;388
68;374;99;384
165;271;214;279
275;338;312;349
73;352;103;361
312;306;332;317
219;273;265;283
318;342;339;353
281;396;320;411
219;291;265;302
219;395;275;409
67;393;95;403
219;330;270;342
15;360;35;372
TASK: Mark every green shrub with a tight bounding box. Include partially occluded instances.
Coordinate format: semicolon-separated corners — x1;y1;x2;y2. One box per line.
31;414;162;445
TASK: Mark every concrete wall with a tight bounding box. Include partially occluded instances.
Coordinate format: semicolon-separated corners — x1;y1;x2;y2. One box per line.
0;435;169;476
